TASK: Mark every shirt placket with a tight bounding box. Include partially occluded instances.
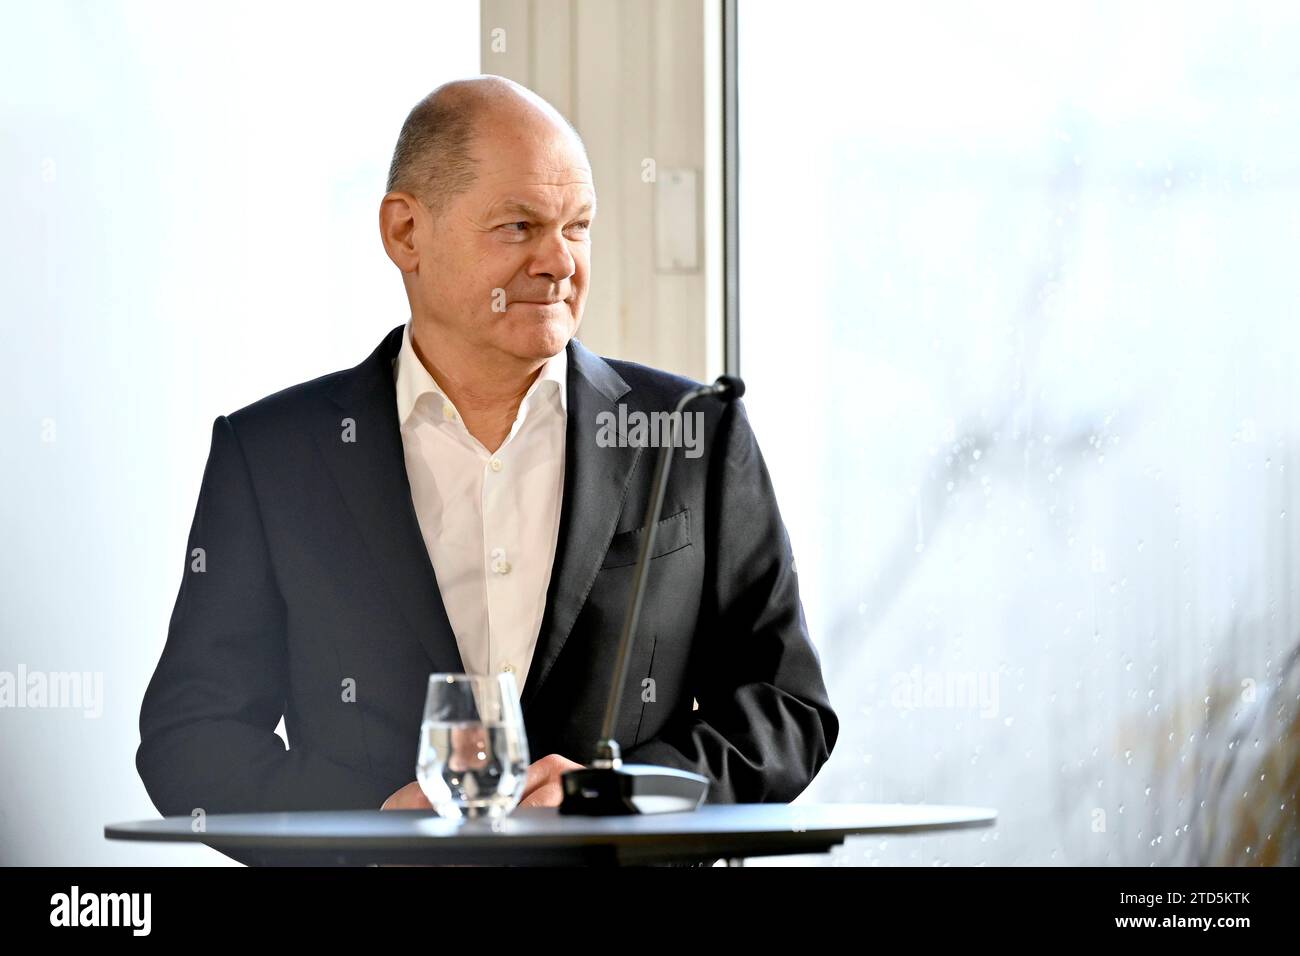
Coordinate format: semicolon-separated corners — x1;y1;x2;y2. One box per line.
483;425;517;687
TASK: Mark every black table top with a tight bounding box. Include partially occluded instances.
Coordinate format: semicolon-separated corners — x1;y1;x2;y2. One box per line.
105;802;997;866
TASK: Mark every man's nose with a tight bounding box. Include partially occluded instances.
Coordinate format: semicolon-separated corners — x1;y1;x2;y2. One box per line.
528;229;576;284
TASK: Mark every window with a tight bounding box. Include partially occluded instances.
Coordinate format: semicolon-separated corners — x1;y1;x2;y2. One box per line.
738;1;1300;865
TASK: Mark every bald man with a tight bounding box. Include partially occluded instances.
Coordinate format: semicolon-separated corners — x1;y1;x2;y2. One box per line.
136;76;838;861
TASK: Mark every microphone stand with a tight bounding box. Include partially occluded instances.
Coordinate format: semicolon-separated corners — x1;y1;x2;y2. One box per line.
559;375;745;815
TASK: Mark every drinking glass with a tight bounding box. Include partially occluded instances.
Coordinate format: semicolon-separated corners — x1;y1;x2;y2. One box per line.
416;672;530;820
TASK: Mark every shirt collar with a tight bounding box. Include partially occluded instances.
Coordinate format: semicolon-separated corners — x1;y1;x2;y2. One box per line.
394;319;568;429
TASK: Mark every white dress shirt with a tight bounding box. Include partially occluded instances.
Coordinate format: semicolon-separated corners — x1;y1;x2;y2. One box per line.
393;320;567;697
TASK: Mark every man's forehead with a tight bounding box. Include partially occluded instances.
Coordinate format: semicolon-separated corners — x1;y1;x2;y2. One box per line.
481;173;597;216
476;157;593;188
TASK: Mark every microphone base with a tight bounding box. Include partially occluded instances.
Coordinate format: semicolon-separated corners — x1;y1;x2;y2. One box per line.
558;764;710;815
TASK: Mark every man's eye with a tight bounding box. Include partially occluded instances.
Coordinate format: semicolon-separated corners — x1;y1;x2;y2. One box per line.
500;221;529;232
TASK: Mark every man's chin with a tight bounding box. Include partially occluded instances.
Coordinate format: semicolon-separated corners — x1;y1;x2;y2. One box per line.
505;313;577;360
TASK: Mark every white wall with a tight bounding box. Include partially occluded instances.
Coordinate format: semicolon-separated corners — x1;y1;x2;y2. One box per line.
0;0;480;865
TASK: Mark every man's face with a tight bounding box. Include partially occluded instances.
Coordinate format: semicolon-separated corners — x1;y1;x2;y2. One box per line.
411;118;594;364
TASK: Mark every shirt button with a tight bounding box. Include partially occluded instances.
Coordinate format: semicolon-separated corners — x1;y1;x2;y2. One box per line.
501;663;514;674
492;559;512;575
489;457;503;472
442;402;457;421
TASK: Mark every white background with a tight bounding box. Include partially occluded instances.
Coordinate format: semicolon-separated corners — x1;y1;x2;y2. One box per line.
0;0;480;864
740;0;1300;865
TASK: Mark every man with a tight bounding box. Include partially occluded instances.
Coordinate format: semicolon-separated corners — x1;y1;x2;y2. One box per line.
136;76;837;861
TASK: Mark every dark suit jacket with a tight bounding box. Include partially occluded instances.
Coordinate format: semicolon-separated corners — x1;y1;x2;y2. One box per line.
137;323;839;855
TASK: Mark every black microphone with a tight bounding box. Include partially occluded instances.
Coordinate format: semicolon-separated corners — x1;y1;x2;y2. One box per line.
712;374;745;400
559;375;746;815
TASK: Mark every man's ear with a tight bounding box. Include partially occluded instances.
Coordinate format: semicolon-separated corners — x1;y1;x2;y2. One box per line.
379;192;422;272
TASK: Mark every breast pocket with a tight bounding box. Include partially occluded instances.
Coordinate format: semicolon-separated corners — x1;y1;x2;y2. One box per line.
600;508;692;570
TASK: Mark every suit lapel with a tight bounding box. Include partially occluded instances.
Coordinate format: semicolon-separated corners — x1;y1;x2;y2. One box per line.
310;325;640;713
313;324;465;676
521;337;642;714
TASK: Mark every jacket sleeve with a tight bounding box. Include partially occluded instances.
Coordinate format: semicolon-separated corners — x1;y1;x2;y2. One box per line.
136;415;388;823
620;398;839;803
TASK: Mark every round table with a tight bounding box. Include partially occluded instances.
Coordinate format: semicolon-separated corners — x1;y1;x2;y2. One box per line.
105;802;997;866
